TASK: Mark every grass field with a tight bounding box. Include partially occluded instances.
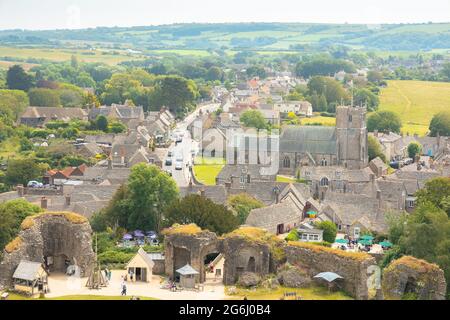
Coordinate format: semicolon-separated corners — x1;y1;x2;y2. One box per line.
226;286;353;300
276;175;297;183
193;156;225;185
379;80;450;136
4;293;157;300
300;116;336;126
0;46;143;65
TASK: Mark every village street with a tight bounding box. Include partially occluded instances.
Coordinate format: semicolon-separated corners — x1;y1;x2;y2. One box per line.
164;102;220;187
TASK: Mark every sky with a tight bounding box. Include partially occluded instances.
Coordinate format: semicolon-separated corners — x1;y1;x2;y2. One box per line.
0;0;449;30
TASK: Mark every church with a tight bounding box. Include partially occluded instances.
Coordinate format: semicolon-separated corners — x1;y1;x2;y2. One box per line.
278;105;368;174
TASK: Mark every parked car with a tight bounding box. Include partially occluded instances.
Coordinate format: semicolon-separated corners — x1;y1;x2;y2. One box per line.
175;161;183;170
27;180;43;188
165;158;173;166
403;158;414;165
167;151;173;158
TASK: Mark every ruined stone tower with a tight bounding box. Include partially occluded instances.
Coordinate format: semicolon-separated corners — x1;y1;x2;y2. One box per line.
336;105;368;169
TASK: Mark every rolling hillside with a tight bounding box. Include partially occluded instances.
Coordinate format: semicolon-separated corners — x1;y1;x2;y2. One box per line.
379;80;450;136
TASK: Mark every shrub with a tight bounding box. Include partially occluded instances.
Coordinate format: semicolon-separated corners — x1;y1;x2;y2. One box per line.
285;229;299;241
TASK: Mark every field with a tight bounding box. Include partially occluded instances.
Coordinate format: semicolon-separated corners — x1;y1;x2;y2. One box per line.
4;293;157;300
379;80;450;136
226;285;353;300
300;116;336;127
0;46;144;65
193;156;225;185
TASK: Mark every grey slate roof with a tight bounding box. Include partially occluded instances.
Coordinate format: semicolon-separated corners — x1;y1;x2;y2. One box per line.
176;264;199;275
13;260;45;281
280;126;337;154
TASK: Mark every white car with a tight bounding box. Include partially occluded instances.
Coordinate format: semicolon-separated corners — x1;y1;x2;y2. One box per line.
175;161;183;170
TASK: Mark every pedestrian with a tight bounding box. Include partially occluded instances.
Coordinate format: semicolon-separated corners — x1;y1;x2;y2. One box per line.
121;284;127;296
108;270;112;281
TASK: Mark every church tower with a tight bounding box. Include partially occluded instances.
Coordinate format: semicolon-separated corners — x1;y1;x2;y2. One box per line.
335;106;368;169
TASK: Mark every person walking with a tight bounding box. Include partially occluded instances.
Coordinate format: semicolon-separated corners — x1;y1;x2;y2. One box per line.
121;283;127;296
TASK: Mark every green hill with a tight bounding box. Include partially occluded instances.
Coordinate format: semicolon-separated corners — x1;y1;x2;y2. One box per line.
379;80;450;136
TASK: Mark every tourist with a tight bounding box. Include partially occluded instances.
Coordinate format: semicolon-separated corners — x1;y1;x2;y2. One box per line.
121;283;127;296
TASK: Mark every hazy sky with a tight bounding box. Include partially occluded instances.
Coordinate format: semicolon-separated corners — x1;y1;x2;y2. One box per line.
0;0;449;30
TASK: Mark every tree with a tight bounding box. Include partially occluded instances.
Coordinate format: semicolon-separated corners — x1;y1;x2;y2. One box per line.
227;193;265;224
307;76;349;106
240;109;268;130
386;202;450;294
149;75;199;116
0;199;42;251
246;65;266;79
164;194;239;235
295;58;356;78
95;115;109;132
354;88;379;111
440;62;450;82
315;221;337;243
429;111;450;137
368;135;386;162
0;89;29;121
126;164;178;231
6;65;34;91
367;70;384;84
367;111;402;134
4;158;46;186
206;66;224;82
407;142;422;159
416;177;450;217
101;73;145;106
28;88;61;107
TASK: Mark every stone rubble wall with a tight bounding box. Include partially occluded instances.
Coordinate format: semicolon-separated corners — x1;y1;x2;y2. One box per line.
0;213;95;288
284;244;376;300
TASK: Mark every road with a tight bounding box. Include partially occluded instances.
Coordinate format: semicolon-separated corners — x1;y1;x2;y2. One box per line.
163;102;220;187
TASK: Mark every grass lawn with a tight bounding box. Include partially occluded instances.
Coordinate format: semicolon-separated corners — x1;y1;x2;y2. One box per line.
4;293;157;300
379;80;450;136
226;285;353;300
300;116;336;126
193;156;225;185
276;175;297;183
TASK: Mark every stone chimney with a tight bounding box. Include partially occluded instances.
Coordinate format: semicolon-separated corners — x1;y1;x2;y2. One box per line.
65;194;71;207
41;197;48;209
17;184;24;197
378;166;383;177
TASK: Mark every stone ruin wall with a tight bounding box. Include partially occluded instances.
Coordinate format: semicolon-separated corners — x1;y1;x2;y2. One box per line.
284;244;376;300
219;236;273;285
382;256;447;300
164;230;219;283
0;213;95;288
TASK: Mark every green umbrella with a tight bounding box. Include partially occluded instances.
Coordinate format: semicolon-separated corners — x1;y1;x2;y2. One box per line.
379;241;393;247
358;239;373;246
360;235;374;241
335;239;348;244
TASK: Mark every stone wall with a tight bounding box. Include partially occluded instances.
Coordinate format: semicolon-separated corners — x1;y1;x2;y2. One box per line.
164;227;219;283
220;236;274;285
284;242;376;300
382;256;447;300
0;212;95;288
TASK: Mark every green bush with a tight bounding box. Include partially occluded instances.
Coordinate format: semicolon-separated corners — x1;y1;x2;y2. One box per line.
285;229;299;241
98;250;135;265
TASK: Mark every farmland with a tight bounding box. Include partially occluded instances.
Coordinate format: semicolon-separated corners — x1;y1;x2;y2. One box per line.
379;80;450;136
0;46;144;66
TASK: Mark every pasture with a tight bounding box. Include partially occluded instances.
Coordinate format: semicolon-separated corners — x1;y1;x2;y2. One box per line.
379;80;450;136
